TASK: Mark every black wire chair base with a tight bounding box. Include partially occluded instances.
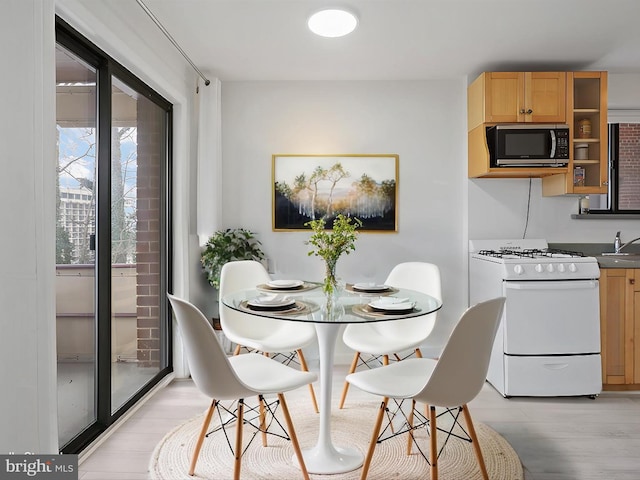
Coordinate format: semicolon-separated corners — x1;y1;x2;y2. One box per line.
375;399;474;465
355;350;419;371
205;395;292;458
235;346;302;369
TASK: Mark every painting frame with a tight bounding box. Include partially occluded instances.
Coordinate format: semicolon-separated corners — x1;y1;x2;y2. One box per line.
272;154;399;232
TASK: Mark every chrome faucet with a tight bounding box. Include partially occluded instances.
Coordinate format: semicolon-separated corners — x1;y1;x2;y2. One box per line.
614;231;622;253
615;231;640;253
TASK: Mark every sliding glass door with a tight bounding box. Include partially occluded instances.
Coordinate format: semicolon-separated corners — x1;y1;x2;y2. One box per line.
55;44;98;448
55;18;172;453
110;75;166;413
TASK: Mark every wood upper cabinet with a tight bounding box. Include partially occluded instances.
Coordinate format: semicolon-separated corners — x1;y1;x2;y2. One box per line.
599;268;640;390
468;72;566;130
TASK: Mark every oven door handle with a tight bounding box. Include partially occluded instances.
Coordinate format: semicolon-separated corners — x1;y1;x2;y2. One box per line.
504;280;598;290
543;363;570;370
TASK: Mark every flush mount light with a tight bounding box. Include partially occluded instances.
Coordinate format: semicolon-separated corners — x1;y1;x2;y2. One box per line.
308;9;358;38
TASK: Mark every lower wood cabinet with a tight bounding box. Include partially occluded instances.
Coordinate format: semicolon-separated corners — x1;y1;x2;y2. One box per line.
599;268;640;390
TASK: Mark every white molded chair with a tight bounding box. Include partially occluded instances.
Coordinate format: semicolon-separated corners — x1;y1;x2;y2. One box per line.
167;294;317;480
346;297;506;480
339;262;442;409
219;260;318;413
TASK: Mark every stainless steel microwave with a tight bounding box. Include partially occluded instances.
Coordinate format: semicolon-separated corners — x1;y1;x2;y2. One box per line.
486;124;570;167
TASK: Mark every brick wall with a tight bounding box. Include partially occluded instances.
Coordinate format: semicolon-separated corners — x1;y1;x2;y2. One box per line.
618;124;640;210
136;99;163;367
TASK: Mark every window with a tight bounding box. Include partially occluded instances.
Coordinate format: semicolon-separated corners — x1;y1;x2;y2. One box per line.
588;123;640;213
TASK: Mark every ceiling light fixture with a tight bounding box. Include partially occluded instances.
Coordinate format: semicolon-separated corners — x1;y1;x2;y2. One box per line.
308;9;358;38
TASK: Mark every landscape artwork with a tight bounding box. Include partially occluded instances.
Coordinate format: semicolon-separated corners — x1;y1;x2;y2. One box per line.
272;154;398;232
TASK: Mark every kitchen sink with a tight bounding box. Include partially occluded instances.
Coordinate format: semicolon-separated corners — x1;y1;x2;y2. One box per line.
600;252;640;256
596;253;640;269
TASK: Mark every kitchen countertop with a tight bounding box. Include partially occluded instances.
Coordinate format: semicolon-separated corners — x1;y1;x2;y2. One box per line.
594;254;640;269
550;242;640;269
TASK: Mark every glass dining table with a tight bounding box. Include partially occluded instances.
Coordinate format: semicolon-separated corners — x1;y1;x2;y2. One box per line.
222;282;442;475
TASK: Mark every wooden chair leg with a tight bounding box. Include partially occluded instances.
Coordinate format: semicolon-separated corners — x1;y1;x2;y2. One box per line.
259;396;267;447
233;399;245;480
296;349;319;413
360;397;388;480
429;405;438;480
278;393;310;480
462;404;489;480
339;351;361;409
379;355;399;433
233;344;242;356
406;399;416;455
189;399;217;476
415;347;423;358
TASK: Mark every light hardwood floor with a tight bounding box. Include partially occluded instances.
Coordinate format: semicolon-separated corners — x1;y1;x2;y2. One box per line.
78;364;640;480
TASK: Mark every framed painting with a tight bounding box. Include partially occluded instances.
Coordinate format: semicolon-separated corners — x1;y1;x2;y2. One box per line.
272;154;398;232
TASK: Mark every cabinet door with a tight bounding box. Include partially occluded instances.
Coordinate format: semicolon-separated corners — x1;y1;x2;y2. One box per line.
600;269;628;385
484;72;524;123
526;72;566;123
632;270;640;384
484;72;566;123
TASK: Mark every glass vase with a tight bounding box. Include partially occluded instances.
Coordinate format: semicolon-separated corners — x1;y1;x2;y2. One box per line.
324;260;338;296
322;261;344;321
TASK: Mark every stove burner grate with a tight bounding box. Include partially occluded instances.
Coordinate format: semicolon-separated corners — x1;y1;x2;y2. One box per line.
476;248;585;259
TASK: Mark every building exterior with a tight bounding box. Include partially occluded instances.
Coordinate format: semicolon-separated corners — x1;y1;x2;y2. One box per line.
59;186;94;264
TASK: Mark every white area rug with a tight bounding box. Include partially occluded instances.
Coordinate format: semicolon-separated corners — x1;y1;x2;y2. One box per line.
149;399;524;479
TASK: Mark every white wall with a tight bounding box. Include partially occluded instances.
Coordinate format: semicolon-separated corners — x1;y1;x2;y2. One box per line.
221;80;468;361
0;0;58;454
609;74;640;109
469;177;640;242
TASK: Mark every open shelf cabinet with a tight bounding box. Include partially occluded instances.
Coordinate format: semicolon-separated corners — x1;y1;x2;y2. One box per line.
542;72;608;196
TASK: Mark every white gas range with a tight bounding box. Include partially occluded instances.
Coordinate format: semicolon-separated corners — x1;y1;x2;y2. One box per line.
469;239;602;398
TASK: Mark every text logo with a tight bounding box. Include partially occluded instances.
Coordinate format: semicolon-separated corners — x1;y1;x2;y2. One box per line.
1;454;77;479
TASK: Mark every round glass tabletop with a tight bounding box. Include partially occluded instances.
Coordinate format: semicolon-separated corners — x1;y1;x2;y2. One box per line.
222;283;442;324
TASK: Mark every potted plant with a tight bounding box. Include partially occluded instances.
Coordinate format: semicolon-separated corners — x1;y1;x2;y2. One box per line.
201;228;265;331
201;228;265;290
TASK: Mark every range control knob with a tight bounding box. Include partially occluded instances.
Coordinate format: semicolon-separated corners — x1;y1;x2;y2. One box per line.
513;264;524;275
535;264;544;273
546;264;555;273
569;263;578;273
558;264;566;273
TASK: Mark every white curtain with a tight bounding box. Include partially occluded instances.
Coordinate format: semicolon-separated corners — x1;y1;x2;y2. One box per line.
196;77;222;245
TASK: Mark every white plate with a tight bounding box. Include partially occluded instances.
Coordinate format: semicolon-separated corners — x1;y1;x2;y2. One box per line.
368;297;415;311
247;294;296;308
353;283;389;291
266;279;304;289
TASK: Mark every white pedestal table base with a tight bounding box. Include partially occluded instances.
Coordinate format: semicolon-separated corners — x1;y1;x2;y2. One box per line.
295;323;364;474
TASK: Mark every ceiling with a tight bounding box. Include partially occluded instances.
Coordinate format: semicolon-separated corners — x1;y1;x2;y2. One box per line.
102;0;640;82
